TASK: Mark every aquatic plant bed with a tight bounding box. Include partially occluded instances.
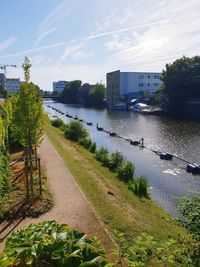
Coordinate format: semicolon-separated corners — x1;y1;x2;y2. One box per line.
45;122;190;243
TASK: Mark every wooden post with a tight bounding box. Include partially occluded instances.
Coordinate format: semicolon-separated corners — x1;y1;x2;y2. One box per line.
35;145;38;170
24;159;30;199
141;138;144;148
38;158;42;196
29;145;34;199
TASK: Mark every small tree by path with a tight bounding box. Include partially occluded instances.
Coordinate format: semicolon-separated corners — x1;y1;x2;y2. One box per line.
12;57;45;200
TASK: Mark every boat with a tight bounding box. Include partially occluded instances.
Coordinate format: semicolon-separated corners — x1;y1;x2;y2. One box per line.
132;103;148;112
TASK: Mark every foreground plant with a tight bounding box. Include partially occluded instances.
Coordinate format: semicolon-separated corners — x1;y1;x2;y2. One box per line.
113;231;195;267
0;221;109;267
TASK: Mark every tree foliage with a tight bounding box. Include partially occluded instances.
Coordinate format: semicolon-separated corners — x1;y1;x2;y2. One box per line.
161;55;200;116
88;83;105;106
61;80;82;103
12;82;45;146
60;81;105;107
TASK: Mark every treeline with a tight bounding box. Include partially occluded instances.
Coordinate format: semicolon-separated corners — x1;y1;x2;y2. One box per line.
0;57;46;215
59;81;106;107
155;55;200;117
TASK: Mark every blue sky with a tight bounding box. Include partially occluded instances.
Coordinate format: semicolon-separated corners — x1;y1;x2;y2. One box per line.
0;0;200;91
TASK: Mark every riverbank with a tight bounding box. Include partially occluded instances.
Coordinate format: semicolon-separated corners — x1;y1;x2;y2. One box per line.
45;121;191;243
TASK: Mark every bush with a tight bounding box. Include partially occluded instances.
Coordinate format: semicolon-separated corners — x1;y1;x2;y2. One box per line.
116;160;134;183
51;118;64;128
178;196;200;242
0;221;108;266
114;231;194;266
109;151;125;171
89;141;96;153
0;147;10;200
128;176;149;198
95;147;110;167
79;138;96;153
64;120;88;141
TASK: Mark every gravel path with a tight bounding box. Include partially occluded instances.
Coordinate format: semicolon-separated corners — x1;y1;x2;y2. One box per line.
0;135;114;254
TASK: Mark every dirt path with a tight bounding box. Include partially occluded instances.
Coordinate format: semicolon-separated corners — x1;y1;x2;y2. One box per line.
0;135;114;254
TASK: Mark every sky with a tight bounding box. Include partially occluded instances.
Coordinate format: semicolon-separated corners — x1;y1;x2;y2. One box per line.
0;0;200;91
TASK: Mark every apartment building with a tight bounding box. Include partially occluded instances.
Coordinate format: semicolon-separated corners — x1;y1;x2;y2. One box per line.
106;70;163;104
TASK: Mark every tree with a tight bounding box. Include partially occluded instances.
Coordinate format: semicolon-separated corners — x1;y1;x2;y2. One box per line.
12;57;45;199
161;55;200;116
0;98;13;147
88;83;105;106
61;80;82;103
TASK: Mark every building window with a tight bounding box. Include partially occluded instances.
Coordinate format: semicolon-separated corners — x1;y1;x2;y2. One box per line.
148;83;150;87
148;75;150;79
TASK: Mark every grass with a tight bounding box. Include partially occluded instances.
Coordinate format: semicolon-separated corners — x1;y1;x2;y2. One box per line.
45;122;191;244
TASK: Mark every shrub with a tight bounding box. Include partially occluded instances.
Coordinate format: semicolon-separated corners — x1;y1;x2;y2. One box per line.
51;118;64;128
116;160;134;183
114;231;194;267
89;141;96;153
79;138;96;153
0;221;108;266
59;123;66;132
178;196;200;242
64;120;88;141
0;147;10;200
128;176;149;198
109;151;125;171
95;147;110;167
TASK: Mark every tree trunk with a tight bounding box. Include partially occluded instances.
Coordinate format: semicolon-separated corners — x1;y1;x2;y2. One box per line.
38;158;42;196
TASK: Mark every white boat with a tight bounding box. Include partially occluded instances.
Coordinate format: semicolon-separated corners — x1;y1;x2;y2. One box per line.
132;103;148;112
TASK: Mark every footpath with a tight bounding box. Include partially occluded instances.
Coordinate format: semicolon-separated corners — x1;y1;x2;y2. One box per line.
0;135;114;254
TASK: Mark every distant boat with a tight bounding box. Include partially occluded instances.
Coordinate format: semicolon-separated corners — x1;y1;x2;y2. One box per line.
132;103;148;112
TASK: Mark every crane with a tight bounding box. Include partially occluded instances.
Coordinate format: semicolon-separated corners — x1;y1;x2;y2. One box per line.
0;64;17;78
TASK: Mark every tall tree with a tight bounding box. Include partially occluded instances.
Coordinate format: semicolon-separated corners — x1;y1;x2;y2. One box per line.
12;57;45;198
161;55;200;116
61;80;82;103
88;83;105;106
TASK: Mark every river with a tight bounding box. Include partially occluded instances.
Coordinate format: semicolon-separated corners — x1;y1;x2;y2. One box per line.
44;101;200;217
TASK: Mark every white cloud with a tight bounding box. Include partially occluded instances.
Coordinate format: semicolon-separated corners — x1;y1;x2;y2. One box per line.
0;36;17;52
2;0;200;91
59;42;93;63
36;0;86;45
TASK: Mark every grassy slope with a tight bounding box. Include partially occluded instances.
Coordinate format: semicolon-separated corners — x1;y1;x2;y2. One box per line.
45;123;190;243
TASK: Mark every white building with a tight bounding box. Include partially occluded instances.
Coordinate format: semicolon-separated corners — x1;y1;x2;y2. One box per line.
106;70;163;104
6;78;20;93
53;81;68;94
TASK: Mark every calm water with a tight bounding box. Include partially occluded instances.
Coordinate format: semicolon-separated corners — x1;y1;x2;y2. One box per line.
44;101;200;217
